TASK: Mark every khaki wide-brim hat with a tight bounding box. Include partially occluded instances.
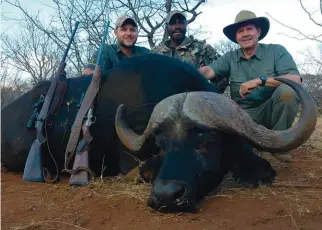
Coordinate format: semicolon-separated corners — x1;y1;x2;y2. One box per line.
223;10;270;43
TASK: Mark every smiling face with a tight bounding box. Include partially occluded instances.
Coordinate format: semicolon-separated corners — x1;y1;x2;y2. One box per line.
166;14;187;44
114;21;138;48
235;23;261;50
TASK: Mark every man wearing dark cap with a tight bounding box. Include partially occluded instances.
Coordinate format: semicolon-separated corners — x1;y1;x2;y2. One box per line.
152;10;228;94
199;10;302;162
82;16;150;76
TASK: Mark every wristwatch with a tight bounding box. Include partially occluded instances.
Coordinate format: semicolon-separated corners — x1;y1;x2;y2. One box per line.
260;75;267;86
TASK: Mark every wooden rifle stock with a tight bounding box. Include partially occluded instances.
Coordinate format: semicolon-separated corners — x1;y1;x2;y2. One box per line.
66;21;110;185
23;21;80;183
69;107;95;185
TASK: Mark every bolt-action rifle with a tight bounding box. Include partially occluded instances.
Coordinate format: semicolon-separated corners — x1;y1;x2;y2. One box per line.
64;21;110;185
23;21;80;183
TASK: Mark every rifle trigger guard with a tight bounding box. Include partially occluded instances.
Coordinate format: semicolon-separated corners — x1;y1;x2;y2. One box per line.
46;121;53;128
91;116;96;124
76;139;89;154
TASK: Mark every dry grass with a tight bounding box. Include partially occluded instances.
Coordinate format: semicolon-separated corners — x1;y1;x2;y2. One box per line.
202;116;322;221
11;219;90;230
88;175;151;202
5;118;322;230
295;113;322;152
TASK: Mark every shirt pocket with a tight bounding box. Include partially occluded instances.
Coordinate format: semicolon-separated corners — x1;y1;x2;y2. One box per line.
229;72;248;83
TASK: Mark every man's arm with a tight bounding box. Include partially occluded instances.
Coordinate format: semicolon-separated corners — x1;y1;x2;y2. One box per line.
198;52;230;81
265;74;301;86
239;74;301;99
199;66;216;80
239;45;302;98
267;44;301;86
82;68;94;75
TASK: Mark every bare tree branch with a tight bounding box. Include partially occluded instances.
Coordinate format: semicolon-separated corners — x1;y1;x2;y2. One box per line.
266;12;322;44
1;0;209;84
299;0;322;27
1;17;61;84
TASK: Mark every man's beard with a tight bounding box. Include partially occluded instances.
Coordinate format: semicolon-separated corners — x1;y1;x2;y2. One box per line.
119;38;137;48
169;29;186;44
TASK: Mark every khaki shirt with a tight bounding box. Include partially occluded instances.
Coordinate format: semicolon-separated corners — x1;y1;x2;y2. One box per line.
152;36;228;93
209;43;300;109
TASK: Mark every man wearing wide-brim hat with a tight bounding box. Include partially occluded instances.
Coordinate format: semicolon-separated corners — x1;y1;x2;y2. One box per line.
199;10;302;162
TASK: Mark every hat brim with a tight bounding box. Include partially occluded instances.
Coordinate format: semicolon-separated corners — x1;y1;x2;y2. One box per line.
223;17;270;43
121;18;138;27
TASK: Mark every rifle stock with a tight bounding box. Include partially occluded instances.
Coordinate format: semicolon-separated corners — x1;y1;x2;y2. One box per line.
69;151;90;186
22;139;45;182
23;21;80;183
23;115;48;182
69;111;93;186
67;21;110;186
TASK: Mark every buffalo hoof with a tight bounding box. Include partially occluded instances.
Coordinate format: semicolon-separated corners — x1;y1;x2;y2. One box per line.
147;180;196;213
232;154;276;186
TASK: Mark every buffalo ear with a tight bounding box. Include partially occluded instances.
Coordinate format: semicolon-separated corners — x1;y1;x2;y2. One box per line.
138;154;164;184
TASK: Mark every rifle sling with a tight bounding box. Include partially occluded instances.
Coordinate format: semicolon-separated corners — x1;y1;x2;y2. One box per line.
48;78;67;116
63;129;96;179
64;44;118;170
64;73;101;168
42;119;60;183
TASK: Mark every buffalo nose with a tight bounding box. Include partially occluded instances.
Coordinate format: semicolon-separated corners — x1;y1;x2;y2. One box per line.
148;180;191;212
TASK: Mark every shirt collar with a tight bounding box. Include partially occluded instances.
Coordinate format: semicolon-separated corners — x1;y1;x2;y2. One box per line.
115;43;137;54
164;35;194;50
237;43;263;62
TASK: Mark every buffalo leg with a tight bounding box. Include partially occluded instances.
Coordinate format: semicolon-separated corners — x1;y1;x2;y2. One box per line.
221;136;276;186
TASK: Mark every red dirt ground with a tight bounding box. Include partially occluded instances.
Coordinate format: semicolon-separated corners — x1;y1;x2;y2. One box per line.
2;120;322;230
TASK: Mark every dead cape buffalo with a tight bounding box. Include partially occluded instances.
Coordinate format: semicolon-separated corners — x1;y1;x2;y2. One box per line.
1;53;317;213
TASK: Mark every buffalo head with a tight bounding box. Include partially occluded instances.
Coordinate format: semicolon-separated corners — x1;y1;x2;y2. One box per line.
114;78;317;213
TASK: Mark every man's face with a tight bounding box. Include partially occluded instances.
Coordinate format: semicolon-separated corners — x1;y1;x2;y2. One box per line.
235;24;261;49
114;22;138;48
167;14;187;41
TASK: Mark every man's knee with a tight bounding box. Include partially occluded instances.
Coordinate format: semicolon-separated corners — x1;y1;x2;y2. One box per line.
273;84;298;104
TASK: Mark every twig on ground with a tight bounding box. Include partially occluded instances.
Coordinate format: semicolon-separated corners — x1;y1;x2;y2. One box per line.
289;202;299;230
11;219;89;230
272;183;322;189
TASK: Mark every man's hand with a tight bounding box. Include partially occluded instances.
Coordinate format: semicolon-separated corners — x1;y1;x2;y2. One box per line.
198;66;215;80
82;68;94;76
239;78;261;99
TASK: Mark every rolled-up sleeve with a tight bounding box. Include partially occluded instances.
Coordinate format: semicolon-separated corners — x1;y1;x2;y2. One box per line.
275;45;300;76
209;52;231;80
